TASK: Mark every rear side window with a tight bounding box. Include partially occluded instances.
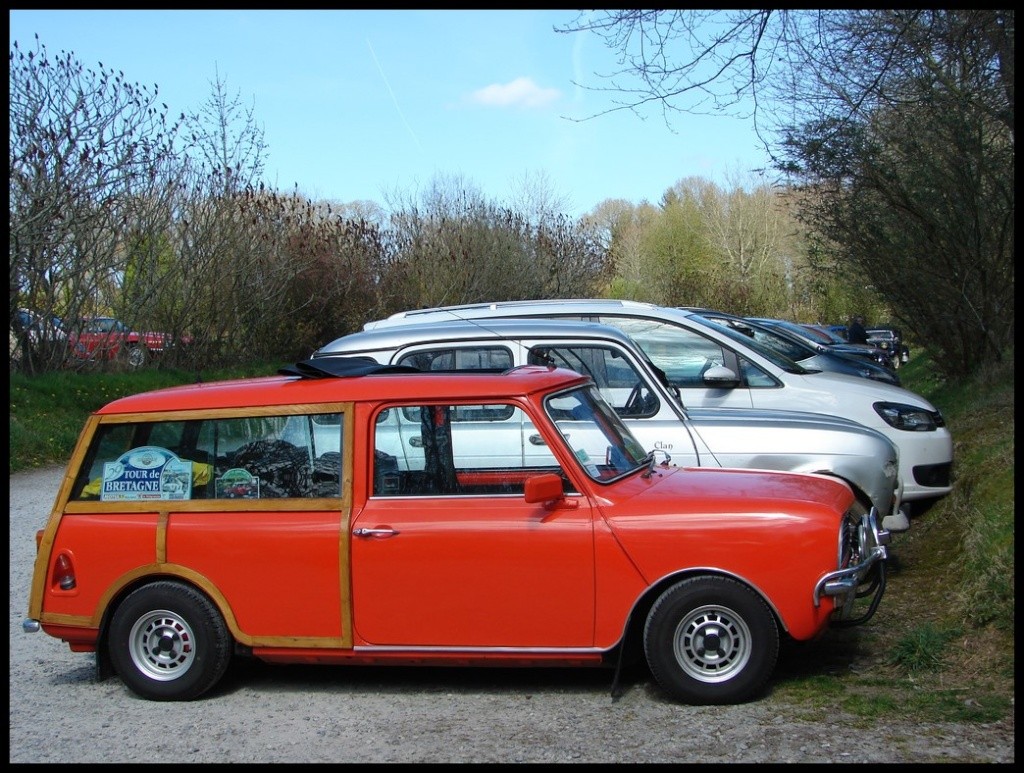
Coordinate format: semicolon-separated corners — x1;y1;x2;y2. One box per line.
397;346;513;372
70;412;344;501
395;347;517;423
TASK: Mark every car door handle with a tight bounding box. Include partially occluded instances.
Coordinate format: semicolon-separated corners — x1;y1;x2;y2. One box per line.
409;437;423;447
529;433;563;445
353;527;400;538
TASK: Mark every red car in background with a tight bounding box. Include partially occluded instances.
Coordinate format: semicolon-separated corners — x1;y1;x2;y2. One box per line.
67;316;190;368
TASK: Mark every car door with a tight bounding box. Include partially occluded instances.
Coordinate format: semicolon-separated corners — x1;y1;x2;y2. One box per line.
350;399;596;648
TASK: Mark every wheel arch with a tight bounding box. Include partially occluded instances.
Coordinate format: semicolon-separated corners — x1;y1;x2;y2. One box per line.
777;462;880;518
96;566;243;673
615;568;788;667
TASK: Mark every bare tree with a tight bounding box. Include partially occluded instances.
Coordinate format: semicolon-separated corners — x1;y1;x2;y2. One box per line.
378;174;607;312
588;199;657;300
508;169;574;225
183;66;268;197
556;11;1011;158
9;36;184;372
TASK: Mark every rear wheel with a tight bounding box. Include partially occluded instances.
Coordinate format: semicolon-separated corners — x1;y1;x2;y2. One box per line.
109;581;232;701
644;576;778;705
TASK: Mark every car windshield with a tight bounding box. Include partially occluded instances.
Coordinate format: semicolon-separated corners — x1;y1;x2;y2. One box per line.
803;325;843;344
687;314;809;373
706;316;819;363
544;384;649;482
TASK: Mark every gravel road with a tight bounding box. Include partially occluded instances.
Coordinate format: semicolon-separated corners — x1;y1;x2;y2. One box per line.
10;465;1014;764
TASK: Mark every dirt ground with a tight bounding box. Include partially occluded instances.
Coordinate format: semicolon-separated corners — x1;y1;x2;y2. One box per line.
9;465;1014;764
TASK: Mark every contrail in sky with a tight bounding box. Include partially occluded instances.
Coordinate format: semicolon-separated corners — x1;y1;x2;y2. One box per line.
366;38;422;150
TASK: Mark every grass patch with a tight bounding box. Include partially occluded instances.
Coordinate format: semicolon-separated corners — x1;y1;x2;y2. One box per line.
8;362;280;474
889;622;959;672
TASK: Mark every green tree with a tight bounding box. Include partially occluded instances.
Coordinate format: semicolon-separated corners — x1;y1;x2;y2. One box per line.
779;13;1014;375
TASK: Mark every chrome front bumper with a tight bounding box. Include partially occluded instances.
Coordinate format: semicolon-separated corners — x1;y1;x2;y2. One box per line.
813;508;890;624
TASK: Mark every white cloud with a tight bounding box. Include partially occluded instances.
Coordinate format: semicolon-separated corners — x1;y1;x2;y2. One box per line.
470;77;561;108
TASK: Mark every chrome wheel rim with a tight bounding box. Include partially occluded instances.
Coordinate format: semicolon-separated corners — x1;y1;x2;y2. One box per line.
673;604;752;683
128;609;196;681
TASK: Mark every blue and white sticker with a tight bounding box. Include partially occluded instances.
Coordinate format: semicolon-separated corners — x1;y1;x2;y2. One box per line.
100;446;193;501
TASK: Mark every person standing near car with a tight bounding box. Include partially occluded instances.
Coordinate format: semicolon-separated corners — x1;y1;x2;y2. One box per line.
847;315;869;344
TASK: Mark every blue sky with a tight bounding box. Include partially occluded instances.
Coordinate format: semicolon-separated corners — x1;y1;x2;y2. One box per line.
10;9;771;218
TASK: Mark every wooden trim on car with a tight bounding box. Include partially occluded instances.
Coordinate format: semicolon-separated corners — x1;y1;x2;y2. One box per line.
339;405;355;648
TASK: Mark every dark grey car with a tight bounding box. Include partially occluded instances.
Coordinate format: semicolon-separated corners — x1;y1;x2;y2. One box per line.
691;311;901;386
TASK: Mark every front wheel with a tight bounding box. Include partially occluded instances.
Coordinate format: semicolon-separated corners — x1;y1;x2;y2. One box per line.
124;345;148;369
108;581;232;701
644;576;778;705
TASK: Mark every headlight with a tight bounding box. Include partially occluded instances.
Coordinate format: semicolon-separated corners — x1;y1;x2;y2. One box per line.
873;401;945;431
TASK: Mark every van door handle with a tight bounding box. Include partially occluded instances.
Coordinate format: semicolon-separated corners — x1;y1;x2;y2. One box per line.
353;527;400;538
529;434;562;446
409;437;423;447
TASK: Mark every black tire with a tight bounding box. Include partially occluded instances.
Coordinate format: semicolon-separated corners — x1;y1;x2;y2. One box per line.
109;581;232;701
124;345;148;369
643;576;779;705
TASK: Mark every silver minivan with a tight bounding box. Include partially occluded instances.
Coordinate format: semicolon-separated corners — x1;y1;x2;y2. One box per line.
362;299;952;512
314;318;907;530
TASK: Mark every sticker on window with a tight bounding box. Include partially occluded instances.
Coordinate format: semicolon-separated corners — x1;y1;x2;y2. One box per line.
99;446;193;501
215;468;261;499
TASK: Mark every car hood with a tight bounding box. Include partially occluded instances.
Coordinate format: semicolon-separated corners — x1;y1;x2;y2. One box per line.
597;466;852;583
830;343;886;356
793;369;939;410
795;352;898;385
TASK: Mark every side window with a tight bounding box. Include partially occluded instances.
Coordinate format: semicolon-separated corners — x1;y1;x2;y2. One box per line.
396;346;513;372
70;412;343;501
736;357;777;387
372;401;574;497
596;316;726;388
528;344;658;418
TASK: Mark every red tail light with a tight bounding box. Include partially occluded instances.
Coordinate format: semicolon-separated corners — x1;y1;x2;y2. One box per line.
53;553;77;591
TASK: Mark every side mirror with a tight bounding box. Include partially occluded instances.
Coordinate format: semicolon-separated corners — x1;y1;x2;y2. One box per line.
524;473;564;504
702;365;740;387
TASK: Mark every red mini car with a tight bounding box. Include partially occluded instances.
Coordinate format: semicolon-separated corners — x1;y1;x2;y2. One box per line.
24;358;888;704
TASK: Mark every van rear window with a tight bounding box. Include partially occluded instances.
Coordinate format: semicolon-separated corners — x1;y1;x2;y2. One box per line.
70;412;344;501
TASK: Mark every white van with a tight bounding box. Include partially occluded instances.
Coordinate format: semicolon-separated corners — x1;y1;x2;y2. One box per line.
362;299;953;512
314;317;907;529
